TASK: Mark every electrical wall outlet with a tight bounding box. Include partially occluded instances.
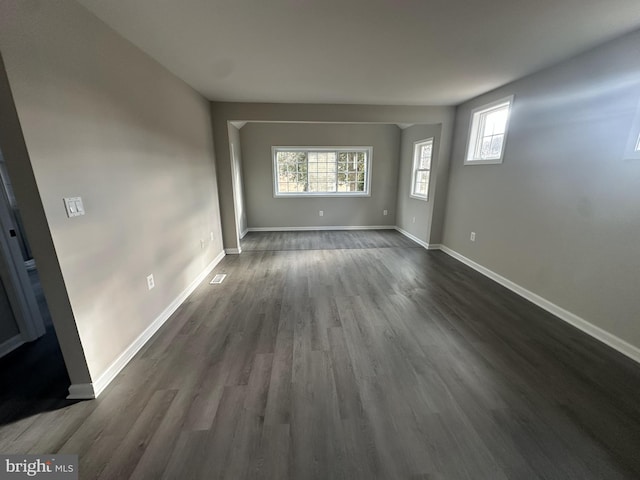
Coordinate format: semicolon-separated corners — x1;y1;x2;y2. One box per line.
383;209;388;216
470;232;476;242
210;231;214;241
146;274;155;290
200;239;205;249
319;210;324;217
412;216;416;223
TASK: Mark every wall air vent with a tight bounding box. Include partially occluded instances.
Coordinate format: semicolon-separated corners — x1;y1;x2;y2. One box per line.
210;274;227;285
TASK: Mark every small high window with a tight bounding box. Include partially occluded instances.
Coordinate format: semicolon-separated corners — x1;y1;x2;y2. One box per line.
410;138;433;200
626;131;640;160
465;96;513;165
624;102;640;160
273;147;371;197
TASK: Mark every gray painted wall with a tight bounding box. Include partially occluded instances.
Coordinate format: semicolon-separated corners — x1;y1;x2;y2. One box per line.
211;103;455;249
443;29;640;351
240;122;400;229
396;124;442;243
0;0;223;382
228;125;248;239
0;51;91;385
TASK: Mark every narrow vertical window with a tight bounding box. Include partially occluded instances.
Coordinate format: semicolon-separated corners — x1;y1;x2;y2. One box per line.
411;138;433;200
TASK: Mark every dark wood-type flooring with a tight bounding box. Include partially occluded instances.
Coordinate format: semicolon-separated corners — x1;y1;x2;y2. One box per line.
2;230;640;479
240;229;418;251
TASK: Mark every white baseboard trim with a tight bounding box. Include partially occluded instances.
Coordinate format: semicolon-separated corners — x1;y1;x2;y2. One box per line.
394;227;429;249
247;225;396;232
84;250;227;399
240;228;248;239
67;383;96;400
394;227;442;250
225;248;242;254
439;245;640;365
0;334;25;359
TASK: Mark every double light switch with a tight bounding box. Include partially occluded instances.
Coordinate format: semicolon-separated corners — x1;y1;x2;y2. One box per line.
64;197;85;218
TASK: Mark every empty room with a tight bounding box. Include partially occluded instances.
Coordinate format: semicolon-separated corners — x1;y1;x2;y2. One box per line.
0;0;639;479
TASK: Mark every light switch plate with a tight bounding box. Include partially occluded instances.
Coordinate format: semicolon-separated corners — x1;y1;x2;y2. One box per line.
64;197;85;218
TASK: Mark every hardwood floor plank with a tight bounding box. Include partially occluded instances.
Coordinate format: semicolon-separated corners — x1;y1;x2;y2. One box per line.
128;388;198;480
96;389;178;480
263;299;294;426
250;424;291;480
327;326;363;421
222;408;263;480
195;385;247;479
160;430;208;480
290;350;347;480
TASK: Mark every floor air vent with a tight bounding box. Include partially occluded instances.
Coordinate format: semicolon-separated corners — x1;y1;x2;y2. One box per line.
210;274;227;285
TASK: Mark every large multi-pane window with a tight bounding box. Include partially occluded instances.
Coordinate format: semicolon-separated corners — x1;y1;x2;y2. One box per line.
411;138;433;200
466;96;513;165
273;147;371;196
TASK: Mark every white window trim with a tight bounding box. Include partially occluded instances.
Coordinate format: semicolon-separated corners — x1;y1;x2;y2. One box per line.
624;101;640;160
410;138;433;202
464;95;514;165
272;146;373;197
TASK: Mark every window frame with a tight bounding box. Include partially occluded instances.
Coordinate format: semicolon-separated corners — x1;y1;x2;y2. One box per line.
624;131;640;161
272;146;372;198
410;137;434;201
624;101;640;160
464;95;514;165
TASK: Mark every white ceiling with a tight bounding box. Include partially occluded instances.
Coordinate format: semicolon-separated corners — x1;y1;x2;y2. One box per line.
77;0;640;106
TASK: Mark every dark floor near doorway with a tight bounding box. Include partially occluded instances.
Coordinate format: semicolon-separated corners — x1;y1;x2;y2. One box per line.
0;267;71;426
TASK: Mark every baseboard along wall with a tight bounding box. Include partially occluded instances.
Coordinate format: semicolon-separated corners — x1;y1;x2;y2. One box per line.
67;250;227;399
392;227;640;366
247;225;396;232
70;227;640;399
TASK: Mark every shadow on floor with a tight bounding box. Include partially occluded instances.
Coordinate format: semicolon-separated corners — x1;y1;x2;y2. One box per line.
0;267;76;426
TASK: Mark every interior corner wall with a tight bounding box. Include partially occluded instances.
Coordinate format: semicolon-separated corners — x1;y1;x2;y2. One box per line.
211;114;239;249
228;125;248;238
442;29;640;352
240;122;400;229
0;51;92;385
396;124;442;243
0;0;224;384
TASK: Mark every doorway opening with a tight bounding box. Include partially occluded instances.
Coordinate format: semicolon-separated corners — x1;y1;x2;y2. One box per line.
0;147;72;425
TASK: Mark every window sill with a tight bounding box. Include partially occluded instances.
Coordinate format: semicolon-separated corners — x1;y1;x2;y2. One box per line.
464;157;504;165
623;150;640;161
274;193;371;198
409;194;429;202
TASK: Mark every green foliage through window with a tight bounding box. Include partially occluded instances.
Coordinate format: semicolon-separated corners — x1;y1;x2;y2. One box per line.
274;147;370;196
411;138;433;200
